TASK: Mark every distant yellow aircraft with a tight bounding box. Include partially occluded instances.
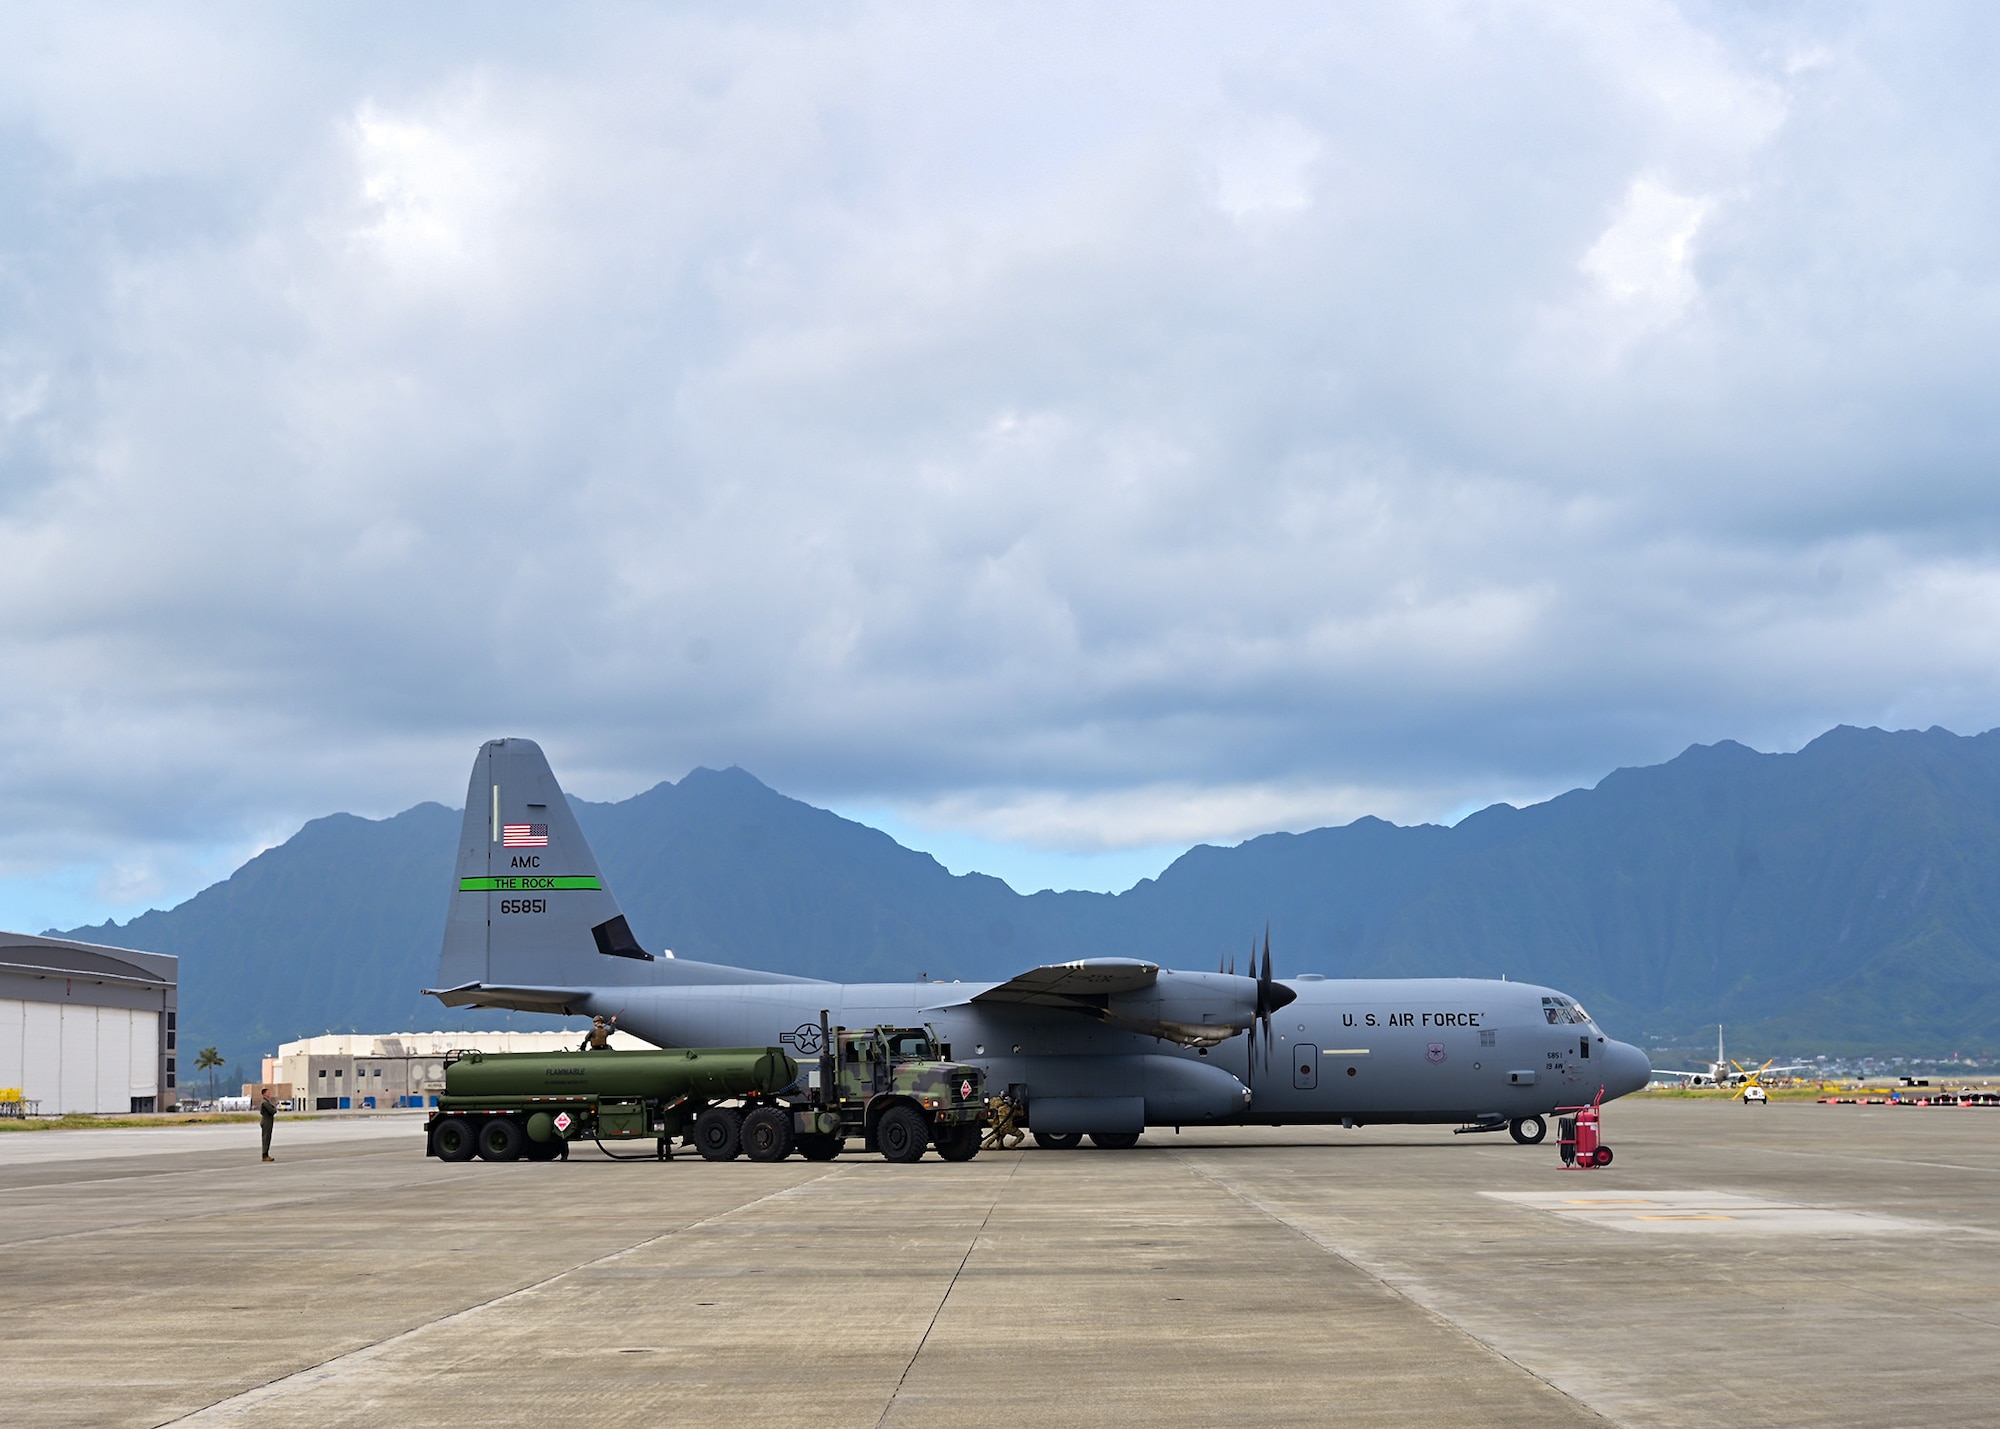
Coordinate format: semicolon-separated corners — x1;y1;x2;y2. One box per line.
1729;1058;1798;1101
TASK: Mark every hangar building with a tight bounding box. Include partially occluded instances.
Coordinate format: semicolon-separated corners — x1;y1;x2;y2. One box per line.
0;931;178;1113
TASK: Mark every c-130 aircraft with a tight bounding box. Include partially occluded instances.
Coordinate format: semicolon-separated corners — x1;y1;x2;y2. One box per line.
428;739;1651;1147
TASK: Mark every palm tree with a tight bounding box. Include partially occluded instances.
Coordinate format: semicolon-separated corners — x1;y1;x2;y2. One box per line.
193;1046;225;1101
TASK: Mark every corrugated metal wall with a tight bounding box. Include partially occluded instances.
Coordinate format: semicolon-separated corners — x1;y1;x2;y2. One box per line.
0;999;159;1113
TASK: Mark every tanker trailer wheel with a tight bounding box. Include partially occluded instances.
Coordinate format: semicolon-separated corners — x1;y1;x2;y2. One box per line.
1032;1131;1082;1150
876;1105;929;1163
433;1117;477;1162
795;1133;842;1161
476;1118;524;1162
693;1107;743;1162
1089;1132;1140;1150
741;1106;795;1162
1509;1116;1547;1145
934;1122;982;1162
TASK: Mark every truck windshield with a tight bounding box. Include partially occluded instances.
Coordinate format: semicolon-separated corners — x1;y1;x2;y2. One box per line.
888;1032;935;1058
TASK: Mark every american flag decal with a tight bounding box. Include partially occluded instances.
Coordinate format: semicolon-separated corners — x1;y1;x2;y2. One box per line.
501;823;549;847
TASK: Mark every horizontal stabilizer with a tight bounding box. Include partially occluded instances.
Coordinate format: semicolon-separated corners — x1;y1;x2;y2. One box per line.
422;981;593;1014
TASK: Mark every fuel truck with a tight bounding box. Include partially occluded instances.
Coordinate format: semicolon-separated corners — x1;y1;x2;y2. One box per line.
423;1015;986;1164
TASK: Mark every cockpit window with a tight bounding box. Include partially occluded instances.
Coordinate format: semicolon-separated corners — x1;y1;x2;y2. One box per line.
1541;995;1592;1026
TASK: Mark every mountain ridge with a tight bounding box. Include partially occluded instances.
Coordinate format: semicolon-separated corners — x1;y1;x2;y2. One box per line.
57;724;2000;1061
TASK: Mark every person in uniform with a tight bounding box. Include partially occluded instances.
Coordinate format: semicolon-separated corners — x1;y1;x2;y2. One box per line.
983;1091;1026;1150
258;1088;278;1161
579;1014;618;1052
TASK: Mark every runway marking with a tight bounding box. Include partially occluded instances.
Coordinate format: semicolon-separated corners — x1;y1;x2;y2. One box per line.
1485;1189;1928;1235
1673;1142;2000;1176
154;1168;848;1426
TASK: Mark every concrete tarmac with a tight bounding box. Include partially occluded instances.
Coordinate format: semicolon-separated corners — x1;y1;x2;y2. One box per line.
2;1099;1996;1428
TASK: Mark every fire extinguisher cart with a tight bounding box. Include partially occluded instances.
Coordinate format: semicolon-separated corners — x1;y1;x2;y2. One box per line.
1557;1086;1614;1168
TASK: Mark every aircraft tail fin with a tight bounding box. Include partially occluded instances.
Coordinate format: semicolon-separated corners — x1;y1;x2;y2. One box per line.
435;737;660;995
433;738;823;1006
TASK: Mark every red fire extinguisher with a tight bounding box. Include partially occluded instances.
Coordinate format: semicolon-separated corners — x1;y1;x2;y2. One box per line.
1557;1086;1613;1168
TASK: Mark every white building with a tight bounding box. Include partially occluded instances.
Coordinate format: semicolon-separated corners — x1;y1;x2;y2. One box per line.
265;1028;655;1110
0;932;178;1113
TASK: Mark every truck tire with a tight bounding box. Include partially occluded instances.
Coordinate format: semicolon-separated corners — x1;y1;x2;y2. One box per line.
433;1117;476;1162
1089;1132;1140;1150
1509;1116;1547;1145
795;1133;842;1161
934;1122;982;1161
693;1107;742;1161
741;1106;794;1162
1032;1131;1082;1150
476;1118;524;1162
876;1105;929;1162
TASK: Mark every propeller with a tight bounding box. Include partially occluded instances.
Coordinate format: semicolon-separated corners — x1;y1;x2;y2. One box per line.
1242;925;1298;1087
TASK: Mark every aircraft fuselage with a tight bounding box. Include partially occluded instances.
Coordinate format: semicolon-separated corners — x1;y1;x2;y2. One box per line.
573;972;1650;1127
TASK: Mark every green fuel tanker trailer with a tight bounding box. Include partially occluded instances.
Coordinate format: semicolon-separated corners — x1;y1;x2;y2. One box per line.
424;1021;986;1164
425;1045;796;1163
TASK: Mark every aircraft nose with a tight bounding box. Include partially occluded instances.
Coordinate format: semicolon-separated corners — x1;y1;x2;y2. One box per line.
1604;1039;1651;1099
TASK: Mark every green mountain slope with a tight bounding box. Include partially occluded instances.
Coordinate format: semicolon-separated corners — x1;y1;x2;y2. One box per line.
59;725;2000;1061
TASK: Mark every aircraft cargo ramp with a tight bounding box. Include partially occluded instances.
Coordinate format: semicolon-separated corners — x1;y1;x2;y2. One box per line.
3;1100;1998;1427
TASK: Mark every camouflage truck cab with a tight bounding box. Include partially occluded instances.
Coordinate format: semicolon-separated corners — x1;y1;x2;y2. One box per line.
808;1025;987;1164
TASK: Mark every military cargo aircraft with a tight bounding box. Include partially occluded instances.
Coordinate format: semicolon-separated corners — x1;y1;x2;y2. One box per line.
427;739;1652;1147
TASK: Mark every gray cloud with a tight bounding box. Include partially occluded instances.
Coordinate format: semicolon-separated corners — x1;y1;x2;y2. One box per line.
3;3;2000;914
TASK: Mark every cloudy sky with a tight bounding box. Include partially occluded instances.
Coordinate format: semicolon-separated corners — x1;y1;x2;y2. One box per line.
4;2;1999;927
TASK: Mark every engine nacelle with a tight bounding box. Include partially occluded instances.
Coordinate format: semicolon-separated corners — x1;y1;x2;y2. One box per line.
1103;969;1263;1046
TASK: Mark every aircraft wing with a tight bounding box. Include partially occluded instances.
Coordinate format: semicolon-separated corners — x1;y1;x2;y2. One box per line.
925;958;1161;1014
923;956;1275;1049
422;981;594;1015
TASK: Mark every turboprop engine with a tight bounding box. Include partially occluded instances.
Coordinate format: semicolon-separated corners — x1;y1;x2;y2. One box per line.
1100;937;1297;1050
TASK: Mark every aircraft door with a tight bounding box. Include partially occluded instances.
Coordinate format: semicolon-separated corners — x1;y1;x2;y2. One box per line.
1293;1043;1318;1090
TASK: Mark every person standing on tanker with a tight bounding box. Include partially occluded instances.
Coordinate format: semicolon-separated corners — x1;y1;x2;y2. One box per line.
580;1014;618;1052
258;1089;277;1162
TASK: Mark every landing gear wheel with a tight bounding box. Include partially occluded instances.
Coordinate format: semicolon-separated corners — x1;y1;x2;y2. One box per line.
1592;1146;1614;1167
1033;1131;1082;1150
795;1133;842;1161
1089;1132;1140;1150
1509;1115;1547;1145
433;1117;476;1162
876;1106;929;1163
741;1106;795;1162
693;1107;743;1161
934;1122;982;1162
476;1118;524;1162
